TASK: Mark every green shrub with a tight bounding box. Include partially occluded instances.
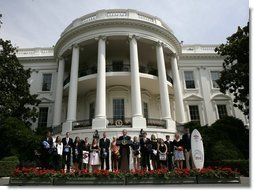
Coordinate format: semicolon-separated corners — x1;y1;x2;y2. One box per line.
0;117;41;162
211;140;244;160
1;156;19;162
0;156;19;177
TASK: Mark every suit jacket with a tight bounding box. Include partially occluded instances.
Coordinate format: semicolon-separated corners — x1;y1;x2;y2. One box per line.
62;137;74;153
117;135;131;155
164;140;174;155
99;138;110;153
182;133;191;151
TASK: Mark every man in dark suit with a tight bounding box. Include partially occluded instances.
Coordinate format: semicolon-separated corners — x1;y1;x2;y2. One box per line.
140;131;151;171
182;127;193;169
99;132;110;170
164;135;174;170
117;129;132;172
41;131;53;169
62;132;73;172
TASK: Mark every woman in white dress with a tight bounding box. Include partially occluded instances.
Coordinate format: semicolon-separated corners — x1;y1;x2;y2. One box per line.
173;133;185;169
89;138;100;172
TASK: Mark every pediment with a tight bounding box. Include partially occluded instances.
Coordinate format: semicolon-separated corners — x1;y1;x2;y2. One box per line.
183;94;203;101
39;96;54;103
211;93;231;100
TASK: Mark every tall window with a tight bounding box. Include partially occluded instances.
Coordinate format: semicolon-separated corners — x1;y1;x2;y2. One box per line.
143;102;149;119
189;105;200;122
42;74;52;91
38;107;48;128
184;71;195;89
217;104;228;119
89;102;95;122
211;71;220;88
113;99;125;121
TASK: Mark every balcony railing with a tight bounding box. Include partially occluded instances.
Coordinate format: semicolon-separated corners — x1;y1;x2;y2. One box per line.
71;118;166;129
72;120;92;130
146;118;166;129
107;118;132;127
63;65;173;86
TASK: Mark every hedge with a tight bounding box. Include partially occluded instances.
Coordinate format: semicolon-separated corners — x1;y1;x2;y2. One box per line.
0;156;19;177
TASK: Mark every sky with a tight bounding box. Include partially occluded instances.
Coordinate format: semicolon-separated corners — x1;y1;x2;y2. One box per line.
0;0;249;48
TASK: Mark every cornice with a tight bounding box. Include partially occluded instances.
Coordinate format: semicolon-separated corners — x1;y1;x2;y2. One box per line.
54;18;181;56
179;53;223;60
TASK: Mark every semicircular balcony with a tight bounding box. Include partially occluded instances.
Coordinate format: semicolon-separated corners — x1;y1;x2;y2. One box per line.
62;36;174;96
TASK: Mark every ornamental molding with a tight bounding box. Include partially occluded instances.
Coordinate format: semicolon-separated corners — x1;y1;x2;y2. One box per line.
18;56;56;63
183;94;203;101
211;93;231;100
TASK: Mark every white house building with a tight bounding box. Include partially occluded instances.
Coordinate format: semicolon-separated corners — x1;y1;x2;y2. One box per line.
16;9;247;139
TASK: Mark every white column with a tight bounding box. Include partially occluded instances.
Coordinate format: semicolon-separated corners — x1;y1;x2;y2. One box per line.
171;54;186;123
53;57;65;127
156;42;175;131
92;37;107;128
62;44;79;134
129;36;146;128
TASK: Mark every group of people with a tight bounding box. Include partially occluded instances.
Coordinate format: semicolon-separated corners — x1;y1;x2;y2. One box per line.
40;128;194;172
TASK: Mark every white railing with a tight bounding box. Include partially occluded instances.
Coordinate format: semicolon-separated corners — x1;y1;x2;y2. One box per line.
138;13;154;23
107;10;128;17
182;45;218;54
16;48;54;57
61;9;171;36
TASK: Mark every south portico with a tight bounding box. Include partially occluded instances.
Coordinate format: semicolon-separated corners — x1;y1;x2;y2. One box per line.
50;9;187;135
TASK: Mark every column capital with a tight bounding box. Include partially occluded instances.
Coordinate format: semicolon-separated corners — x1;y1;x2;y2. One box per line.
95;35;107;41
156;41;164;47
128;34;140;41
171;53;180;61
58;56;64;61
72;43;79;48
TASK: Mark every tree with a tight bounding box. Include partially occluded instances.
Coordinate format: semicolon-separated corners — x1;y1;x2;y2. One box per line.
0;39;40;126
215;22;249;117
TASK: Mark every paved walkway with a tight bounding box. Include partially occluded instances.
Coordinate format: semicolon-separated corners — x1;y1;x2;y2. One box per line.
0;176;250;186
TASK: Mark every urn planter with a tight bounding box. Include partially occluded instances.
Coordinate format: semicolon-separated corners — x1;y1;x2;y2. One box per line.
9;177;53;186
125;176;197;185
53;176;125;185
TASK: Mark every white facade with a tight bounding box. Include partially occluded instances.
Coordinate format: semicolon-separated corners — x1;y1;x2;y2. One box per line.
17;9;247;140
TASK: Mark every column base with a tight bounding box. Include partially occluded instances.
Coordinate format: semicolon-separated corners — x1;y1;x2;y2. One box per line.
164;119;176;133
132;117;146;129
62;121;73;135
92;118;108;129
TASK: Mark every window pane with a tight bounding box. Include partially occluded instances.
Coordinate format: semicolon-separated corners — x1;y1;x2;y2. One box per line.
42;74;52;91
211;71;220;88
38;107;48;128
217;104;228;119
113;99;125;121
189;105;200;121
184;71;195;89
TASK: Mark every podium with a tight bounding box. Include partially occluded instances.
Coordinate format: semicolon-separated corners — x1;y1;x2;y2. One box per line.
116;137;132;172
116;139;133;146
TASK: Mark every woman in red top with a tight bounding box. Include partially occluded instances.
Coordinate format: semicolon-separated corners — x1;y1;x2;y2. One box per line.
110;136;120;171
